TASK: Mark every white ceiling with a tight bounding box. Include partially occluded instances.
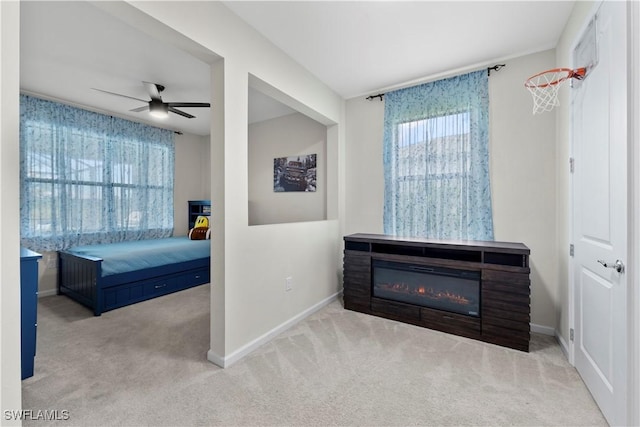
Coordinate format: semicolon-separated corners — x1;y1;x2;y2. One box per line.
20;1;575;136
225;1;576;98
20;1;216;136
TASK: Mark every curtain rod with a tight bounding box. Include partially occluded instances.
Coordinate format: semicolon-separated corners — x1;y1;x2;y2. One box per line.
365;63;506;101
487;64;506;76
20;90;184;135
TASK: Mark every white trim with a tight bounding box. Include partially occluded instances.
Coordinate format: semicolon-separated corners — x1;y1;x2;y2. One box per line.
567;0;605;369
569;3;630;424
38;289;57;298
629;1;640;424
207;291;341;369
352;45;557;100
530;325;575;364
529;324;571;363
530;323;555;336
206;349;225;368
556;331;571;362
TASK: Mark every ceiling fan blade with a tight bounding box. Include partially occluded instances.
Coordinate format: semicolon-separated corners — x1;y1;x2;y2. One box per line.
91;88;147;103
166;102;210;108
130;105;149;113
142;81;163;101
168;107;195;119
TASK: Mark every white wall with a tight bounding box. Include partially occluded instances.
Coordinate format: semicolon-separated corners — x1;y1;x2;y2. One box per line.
125;1;344;365
344;97;384;234
1;4;343;402
248;112;327;225
489;50;557;331
0;1;23;421
344;50;559;329
201;138;211;203
173;132;211;236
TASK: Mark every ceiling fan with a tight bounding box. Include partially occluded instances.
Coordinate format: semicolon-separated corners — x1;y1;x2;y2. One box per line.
92;81;210;119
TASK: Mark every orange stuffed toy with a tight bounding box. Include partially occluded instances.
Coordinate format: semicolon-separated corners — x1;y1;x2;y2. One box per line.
188;215;211;240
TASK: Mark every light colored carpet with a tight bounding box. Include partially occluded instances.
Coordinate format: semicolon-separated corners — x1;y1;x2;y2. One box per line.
22;284;607;426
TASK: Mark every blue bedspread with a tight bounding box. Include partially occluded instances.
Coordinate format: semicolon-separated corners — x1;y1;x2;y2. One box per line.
65;237;210;277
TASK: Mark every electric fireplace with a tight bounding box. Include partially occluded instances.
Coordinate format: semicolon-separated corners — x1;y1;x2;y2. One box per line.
372;260;480;317
343;233;532;352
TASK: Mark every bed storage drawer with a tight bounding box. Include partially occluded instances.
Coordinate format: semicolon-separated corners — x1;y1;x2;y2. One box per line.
165;267;210;293
103;282;146;310
102;267;210;312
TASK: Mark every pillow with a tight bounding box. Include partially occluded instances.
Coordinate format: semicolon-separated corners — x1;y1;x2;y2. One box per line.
189;215;211;240
193;215;209;229
188;227;211;240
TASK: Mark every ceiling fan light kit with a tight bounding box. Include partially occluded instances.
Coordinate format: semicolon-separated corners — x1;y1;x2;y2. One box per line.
92;81;210;120
149;100;169;119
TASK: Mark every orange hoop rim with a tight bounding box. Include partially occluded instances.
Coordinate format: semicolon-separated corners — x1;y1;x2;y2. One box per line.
524;67;587;89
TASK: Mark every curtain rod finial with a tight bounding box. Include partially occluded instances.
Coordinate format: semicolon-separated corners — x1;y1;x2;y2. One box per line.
487;64;506;76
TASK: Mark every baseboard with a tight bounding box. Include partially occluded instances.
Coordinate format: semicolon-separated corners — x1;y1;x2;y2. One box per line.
530;323;555;336
206;349;225;368
530;323;571;362
38;289;57;298
556;331;571;362
207;291;342;369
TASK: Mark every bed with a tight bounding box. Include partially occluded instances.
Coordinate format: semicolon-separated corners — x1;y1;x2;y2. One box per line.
58;236;210;316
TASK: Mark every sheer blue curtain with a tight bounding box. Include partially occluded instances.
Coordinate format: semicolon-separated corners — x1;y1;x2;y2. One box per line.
20;95;175;251
383;70;494;241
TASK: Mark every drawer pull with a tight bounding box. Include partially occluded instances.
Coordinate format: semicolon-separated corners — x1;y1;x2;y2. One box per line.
155;284;167;289
442;316;454;320
195;275;201;279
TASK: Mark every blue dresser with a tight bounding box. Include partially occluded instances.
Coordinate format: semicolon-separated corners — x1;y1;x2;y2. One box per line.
21;247;41;380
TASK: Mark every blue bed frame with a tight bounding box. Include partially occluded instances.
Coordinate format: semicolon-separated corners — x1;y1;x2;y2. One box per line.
58;250;210;316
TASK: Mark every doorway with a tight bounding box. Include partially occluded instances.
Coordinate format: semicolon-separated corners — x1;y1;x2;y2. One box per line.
570;2;630;425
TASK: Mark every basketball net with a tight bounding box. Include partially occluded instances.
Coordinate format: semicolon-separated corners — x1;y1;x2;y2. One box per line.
525;68;586;115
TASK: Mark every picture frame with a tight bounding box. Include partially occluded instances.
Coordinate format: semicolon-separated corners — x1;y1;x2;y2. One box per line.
273;154;317;192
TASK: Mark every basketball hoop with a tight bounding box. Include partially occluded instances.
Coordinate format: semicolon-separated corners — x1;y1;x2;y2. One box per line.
524;67;586;114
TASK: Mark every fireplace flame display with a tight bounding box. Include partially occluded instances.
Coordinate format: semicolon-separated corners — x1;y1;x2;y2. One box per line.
372;260;481;317
377;282;471;306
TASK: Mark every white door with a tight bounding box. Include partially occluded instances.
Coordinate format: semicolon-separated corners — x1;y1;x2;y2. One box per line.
572;2;628;425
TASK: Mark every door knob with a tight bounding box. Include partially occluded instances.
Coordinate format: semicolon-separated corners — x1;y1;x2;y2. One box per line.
597;259;624;273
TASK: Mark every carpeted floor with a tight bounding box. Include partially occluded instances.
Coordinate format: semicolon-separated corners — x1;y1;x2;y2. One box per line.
22;284;607;426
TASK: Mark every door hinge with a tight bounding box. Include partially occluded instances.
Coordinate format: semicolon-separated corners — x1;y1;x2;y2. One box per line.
569;157;575;173
570;328;574;342
570;244;575;257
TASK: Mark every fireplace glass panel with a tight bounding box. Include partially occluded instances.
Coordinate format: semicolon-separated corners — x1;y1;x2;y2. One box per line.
372;260;480;317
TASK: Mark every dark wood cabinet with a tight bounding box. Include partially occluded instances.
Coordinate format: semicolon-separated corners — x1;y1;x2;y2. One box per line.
343;233;531;352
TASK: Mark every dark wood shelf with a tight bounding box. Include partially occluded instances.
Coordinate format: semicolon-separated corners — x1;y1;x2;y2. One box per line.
188;200;211;230
343;233;531;352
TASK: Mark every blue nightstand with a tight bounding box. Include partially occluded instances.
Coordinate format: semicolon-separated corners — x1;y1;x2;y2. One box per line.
21;247;42;380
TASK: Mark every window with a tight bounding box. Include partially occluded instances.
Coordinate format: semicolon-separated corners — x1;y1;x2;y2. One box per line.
20;95;174;251
383;70;493;241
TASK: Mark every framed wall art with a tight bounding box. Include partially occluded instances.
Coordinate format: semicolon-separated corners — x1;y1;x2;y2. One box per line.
273;154;317;192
